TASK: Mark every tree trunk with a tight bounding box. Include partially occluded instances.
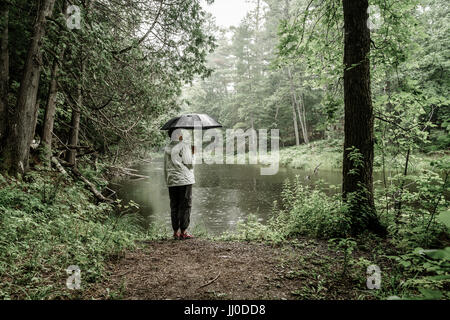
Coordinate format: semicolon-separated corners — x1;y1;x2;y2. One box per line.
299;93;309;144
342;0;384;235
287;68;300;146
287;67;309;144
42;58;61;166
0;6;8;147
295;90;309;144
291;103;300;146
3;0;56;175
66;84;81;166
42;1;68;167
283;1;300;146
65;33;84;166
66;0;92;166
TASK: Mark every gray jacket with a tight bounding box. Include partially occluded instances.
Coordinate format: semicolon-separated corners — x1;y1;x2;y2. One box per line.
164;141;195;187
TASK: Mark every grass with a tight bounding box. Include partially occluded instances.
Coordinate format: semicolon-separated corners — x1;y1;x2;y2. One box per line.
271;139;445;173
277;140;342;171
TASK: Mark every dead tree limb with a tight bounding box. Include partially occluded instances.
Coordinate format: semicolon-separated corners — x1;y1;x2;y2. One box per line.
71;167;113;203
51;156;68;176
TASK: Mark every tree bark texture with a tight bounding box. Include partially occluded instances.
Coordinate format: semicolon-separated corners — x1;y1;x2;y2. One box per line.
0;6;9;146
342;0;384;235
3;0;56;174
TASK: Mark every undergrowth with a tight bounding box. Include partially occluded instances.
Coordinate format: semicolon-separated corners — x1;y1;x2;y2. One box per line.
0;169;161;299
221;164;449;300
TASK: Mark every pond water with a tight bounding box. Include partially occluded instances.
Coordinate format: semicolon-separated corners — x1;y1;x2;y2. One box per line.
112;158;345;235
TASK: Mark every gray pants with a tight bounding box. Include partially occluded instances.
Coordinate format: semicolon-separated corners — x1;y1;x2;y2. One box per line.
168;184;192;232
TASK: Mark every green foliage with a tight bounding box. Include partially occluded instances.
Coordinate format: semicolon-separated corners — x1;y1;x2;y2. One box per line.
230;214;283;243
375;160;449;248
387;247;450;299
183;0;326;144
346;147;364;176
328;238;357;277
4;0;217;168
277;140;342;170
0;172;154;299
223;177;351;242
274;179;351;239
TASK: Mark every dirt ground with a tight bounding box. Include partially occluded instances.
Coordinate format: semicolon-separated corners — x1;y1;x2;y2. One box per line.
84;238;371;300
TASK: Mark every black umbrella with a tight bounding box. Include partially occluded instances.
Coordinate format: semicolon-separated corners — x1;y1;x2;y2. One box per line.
161;113;222;130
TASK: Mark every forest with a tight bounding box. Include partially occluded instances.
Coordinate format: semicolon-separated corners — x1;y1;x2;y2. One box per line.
0;0;448;301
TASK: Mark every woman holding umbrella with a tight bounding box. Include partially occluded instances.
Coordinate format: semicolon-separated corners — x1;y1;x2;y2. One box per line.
161;114;222;240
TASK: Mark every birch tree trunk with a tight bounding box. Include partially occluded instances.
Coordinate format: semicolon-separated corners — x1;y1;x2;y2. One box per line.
296;91;309;144
301;93;309;144
291;99;300;146
287;68;301;146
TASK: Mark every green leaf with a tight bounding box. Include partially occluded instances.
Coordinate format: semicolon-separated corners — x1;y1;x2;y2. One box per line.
418;288;443;300
436;209;450;229
423;247;450;261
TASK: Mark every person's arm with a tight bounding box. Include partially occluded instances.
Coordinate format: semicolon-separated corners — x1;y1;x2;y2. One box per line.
181;143;194;169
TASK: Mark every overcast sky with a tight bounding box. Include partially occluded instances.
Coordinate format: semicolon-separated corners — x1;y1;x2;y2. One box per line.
202;0;256;28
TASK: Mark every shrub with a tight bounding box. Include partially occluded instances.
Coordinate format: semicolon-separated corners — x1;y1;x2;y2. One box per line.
272;177;351;239
224;177;351;242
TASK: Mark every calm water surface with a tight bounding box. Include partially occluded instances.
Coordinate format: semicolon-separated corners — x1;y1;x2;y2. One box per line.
113;158;345;235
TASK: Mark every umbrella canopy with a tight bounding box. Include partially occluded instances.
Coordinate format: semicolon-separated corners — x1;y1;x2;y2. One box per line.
161;113;222;130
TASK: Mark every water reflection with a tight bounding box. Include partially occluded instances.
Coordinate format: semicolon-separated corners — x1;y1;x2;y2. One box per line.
113;159;344;235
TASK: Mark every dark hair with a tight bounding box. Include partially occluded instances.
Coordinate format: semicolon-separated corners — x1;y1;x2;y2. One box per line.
168;129;175;138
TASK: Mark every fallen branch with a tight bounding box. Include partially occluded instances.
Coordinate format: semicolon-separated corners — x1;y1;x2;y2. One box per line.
104;186;117;199
314;163;322;174
108;165;139;172
107;165;150;179
125;172;150;179
197;272;221;290
51;157;68;176
71;167;114;203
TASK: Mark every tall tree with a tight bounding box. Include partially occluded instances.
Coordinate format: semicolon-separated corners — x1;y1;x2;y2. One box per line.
41;0;68;166
2;0;55;174
66;0;90;166
287;68;300;145
0;5;8;146
342;0;383;234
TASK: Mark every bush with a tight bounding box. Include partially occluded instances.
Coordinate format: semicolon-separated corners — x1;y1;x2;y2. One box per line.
272;177;351;239
223;177;351;242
